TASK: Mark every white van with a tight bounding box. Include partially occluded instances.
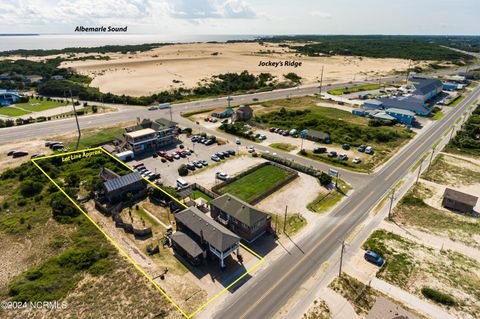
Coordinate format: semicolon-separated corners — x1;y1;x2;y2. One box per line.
159;103;171;109
176;178;189;189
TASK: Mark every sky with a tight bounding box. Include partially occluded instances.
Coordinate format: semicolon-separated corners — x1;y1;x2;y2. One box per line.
1;0;479;35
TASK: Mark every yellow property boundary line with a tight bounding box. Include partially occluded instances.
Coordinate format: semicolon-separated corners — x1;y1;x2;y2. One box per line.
32;147;265;318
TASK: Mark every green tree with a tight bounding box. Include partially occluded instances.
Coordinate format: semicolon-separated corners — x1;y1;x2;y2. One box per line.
178;164;188;176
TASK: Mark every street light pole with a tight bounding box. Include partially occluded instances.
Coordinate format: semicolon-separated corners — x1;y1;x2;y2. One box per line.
283;205;288;234
67;89;81;150
339;240;346;277
428;147;435;171
388;190;395;220
319;66;324;96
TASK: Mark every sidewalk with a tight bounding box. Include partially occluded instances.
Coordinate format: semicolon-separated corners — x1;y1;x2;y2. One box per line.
321;287;358;319
371;278;455;319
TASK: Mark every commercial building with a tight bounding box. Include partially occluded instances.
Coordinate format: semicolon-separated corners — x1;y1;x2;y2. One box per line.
211;194;270;242
442;188;478;214
124;118;177;154
173;207;241;268
379;96;431;116
234;105;254;121
0;90;21;107
305;129;331;143
363;99;383;109
385;108;416;125
409;77;443;102
211;107;234;118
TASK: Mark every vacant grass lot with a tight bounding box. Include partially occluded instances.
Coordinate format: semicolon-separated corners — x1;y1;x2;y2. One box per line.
61;126;128;149
270;212;307;236
307;181;351;213
421;153;480;186
218;165;294;203
393;182;480;248
363;229;480;318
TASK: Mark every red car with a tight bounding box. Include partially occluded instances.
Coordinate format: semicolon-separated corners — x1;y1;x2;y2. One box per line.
157;151;166;157
131;161;144;168
164;153;174;161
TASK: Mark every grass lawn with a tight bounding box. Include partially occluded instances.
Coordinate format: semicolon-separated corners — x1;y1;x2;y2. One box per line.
190;190;213;203
0;106;31;116
432;111;444;120
327;83;380;95
421;154;480;186
363;229;480;317
269;142;297;152
218;164;294;203
307;181;351;213
15;97;68;112
270;212;307;236
447;95;465;107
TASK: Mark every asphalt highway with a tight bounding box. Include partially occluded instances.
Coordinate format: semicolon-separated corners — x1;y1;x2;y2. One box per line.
212;86;480;319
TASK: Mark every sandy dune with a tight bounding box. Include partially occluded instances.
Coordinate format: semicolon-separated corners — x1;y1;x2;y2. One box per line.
62;42;412;97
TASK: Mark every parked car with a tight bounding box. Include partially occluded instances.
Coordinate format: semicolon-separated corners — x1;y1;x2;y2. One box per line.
157;151;166;157
259;134;267;140
45;141;61;147
164;153;174;161
51;143;64;150
211;155;221;162
313;147;327;154
215;152;225;159
222;151;230;158
191;136;199;142
216;172;230;181
205;139;215;146
12;151;29;158
132;162;144;168
7;150;16;156
342;144;350;150
352;157;362;164
252;97;259;102
357;144;367;152
186;163;196;170
148;106;158;110
194;161;203;168
365;146;374;154
282;131;289;136
328;151;337;157
173;154;180;160
364;250;384;266
247;146;255;153
30;153;45;159
227;149;236;155
201;160;208;166
235;138;241;145
269;127;276;132
338;154;348;161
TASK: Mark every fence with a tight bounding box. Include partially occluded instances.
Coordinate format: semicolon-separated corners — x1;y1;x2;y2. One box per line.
211;161;299;205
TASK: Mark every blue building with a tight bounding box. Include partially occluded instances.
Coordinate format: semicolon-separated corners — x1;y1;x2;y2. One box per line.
410;77;443;102
385;108;416;125
363;99;383;109
0;90;21;107
443;82;461;91
379;96;431;116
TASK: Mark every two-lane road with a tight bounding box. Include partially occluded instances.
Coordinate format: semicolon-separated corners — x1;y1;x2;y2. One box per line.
212;86;480;319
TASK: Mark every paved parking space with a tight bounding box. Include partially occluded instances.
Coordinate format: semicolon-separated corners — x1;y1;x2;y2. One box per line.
129;135;244;188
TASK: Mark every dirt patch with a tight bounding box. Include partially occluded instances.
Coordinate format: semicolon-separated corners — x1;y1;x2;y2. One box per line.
0;140;52;171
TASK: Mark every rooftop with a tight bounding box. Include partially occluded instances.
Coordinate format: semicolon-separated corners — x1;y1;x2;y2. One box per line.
410;77;443;95
125;128;156;139
175;207;240;252
443;188;478;206
379;96;430;115
103;172;143;193
385;108;416;117
211;193;268;227
171;231;204;258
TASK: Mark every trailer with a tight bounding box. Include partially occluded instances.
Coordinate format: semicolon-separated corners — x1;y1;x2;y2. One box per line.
115;150;134;162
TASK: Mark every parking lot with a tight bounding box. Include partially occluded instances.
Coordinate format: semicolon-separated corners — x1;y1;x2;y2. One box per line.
128;134;247;188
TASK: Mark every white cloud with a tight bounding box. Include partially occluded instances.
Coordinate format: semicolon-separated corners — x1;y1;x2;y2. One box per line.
221;0;257;19
167;0;258;20
310;11;332;19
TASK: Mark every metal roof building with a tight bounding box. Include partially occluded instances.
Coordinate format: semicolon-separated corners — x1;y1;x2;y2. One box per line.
102;171;146;203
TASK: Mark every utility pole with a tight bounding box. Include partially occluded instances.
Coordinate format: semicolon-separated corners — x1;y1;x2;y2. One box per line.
274;214;278;235
405;59;412;86
416;159;423;184
68;89;81;150
335;172;340;189
428;147;435;171
339;240;346;277
319;66;324;96
169;104;173;122
283;205;288;234
388;190;395;220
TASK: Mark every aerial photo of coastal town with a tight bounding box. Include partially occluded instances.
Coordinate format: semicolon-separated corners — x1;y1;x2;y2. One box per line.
0;1;479;319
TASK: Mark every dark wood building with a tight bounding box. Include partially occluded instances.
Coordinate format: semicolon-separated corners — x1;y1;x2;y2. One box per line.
210;194;270;243
102;171;146;204
442;188;478;214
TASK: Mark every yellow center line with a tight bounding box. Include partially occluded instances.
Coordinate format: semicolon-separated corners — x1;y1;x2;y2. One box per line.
239;191;374;319
385;92;478;181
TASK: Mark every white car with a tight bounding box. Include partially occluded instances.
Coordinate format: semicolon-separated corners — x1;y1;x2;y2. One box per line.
235;138;241;145
352;157;362;164
247;146;255;153
148;106;158;110
216;172;230;181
